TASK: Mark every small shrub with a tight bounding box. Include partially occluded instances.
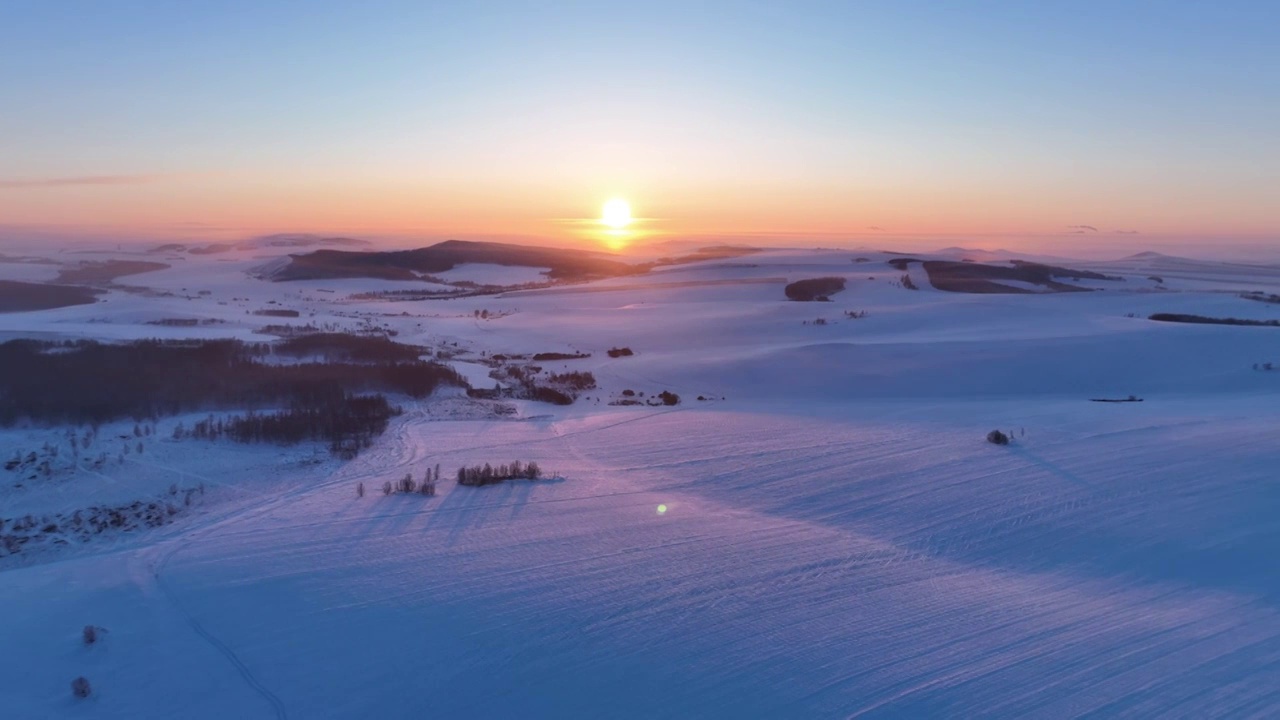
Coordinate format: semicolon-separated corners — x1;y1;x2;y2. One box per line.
658;390;680;406
82;625;98;645
71;677;91;699
901;273;918;290
382;481;392;496
987;430;1010;445
607;347;634;358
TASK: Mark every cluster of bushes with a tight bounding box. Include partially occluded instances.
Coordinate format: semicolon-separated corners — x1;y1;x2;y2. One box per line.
784;277;845;302
607;347;634;358
532;351;591;361
472;360;596;406
526;386;574;405
252;308;300;317
457;460;543;486
611;389;680;406
1;485;201;559
0;338;463;426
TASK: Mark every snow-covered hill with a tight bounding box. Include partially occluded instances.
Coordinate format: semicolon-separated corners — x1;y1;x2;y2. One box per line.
3;242;1280;718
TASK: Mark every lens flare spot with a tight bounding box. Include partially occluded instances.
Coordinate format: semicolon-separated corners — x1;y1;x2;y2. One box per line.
656;504;668;515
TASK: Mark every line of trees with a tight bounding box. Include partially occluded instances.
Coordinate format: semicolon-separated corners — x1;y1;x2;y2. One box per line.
371;464;443;496
1149;313;1280;327
456;460;542;486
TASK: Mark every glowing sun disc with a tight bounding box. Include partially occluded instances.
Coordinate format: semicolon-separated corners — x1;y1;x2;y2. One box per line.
601;198;632;229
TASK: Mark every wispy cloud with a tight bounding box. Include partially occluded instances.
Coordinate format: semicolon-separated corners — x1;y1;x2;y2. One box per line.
1067;224;1099;233
865;225;886;232
0;174;163;189
1114;229;1140;235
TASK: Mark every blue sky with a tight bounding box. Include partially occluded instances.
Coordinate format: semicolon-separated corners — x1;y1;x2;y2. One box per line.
1;0;1276;246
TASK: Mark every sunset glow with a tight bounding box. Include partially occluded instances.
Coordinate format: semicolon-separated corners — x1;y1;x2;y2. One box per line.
601;199;633;230
0;3;1275;251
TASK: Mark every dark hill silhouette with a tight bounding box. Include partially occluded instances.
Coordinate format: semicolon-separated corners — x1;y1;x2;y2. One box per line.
268;240;643;282
923;261;1102;293
0;280;101;312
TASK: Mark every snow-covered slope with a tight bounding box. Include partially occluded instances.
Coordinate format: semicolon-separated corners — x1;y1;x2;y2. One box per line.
3;242;1280;718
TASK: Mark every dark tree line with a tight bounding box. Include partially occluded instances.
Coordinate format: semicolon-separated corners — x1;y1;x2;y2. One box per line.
274;333;425;362
1149;313;1280;327
176;394;399;456
547;371;596;391
0;338;465;426
456;460;543;486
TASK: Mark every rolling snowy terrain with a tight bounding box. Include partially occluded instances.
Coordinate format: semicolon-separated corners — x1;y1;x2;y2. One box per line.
3;241;1280;718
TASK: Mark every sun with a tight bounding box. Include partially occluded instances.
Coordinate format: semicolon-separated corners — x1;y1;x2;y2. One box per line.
601;198;632;229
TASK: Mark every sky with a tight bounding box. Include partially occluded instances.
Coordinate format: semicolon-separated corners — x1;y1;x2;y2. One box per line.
1;0;1277;252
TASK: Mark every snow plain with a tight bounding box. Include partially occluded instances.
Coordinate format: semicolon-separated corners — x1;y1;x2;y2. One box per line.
3;243;1280;718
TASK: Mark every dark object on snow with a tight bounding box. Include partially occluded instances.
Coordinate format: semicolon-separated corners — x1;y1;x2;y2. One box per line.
82;625;102;645
1090;395;1144;403
457;461;543;487
784;277;845;302
607;347;634;358
1148;313;1280;327
71;677;91;698
986;430;1010;445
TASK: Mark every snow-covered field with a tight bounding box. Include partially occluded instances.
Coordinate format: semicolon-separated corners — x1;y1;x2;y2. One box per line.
3;241;1280;718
